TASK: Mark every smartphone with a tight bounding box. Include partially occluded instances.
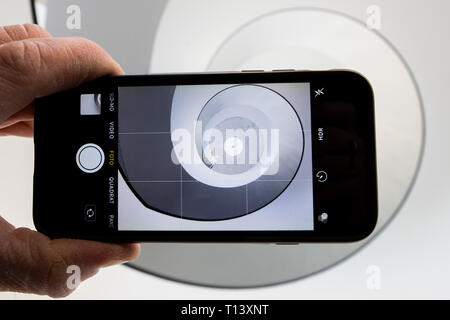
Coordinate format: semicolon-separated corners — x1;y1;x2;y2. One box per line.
33;70;377;243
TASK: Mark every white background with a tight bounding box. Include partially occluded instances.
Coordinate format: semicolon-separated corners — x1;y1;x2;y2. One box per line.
0;0;449;299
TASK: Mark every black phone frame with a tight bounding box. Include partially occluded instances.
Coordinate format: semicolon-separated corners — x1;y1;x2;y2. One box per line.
33;70;377;243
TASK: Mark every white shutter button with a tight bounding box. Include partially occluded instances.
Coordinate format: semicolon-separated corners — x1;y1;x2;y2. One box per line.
76;143;105;173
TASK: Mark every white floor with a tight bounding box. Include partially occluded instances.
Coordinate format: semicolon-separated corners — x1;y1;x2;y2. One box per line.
0;0;449;299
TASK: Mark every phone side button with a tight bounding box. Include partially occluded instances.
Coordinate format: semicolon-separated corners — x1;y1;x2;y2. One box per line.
275;242;301;245
241;69;265;72
271;69;296;72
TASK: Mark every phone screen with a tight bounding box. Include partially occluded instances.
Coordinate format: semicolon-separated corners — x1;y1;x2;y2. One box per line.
115;83;314;231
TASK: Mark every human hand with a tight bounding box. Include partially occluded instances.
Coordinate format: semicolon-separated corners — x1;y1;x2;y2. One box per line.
0;24;140;297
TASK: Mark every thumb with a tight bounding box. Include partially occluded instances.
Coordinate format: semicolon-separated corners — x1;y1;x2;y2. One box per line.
0;216;140;298
0;36;123;123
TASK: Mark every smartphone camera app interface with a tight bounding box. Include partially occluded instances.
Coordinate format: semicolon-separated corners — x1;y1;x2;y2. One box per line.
115;83;314;231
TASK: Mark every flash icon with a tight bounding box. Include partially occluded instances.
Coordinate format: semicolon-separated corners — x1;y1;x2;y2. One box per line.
314;88;325;97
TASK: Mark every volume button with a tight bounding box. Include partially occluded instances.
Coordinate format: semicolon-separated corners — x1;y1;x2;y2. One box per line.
272;69;296;72
241;69;265;73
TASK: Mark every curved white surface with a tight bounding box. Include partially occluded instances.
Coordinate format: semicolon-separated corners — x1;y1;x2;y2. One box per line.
137;7;424;287
171;84;303;188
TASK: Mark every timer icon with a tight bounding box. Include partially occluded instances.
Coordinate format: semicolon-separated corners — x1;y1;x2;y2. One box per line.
316;170;328;183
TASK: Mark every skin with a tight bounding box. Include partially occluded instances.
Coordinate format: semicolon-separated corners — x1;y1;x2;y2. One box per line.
0;24;140;298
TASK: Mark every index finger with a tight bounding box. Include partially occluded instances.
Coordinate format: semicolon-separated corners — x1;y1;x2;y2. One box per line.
0;37;123;123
